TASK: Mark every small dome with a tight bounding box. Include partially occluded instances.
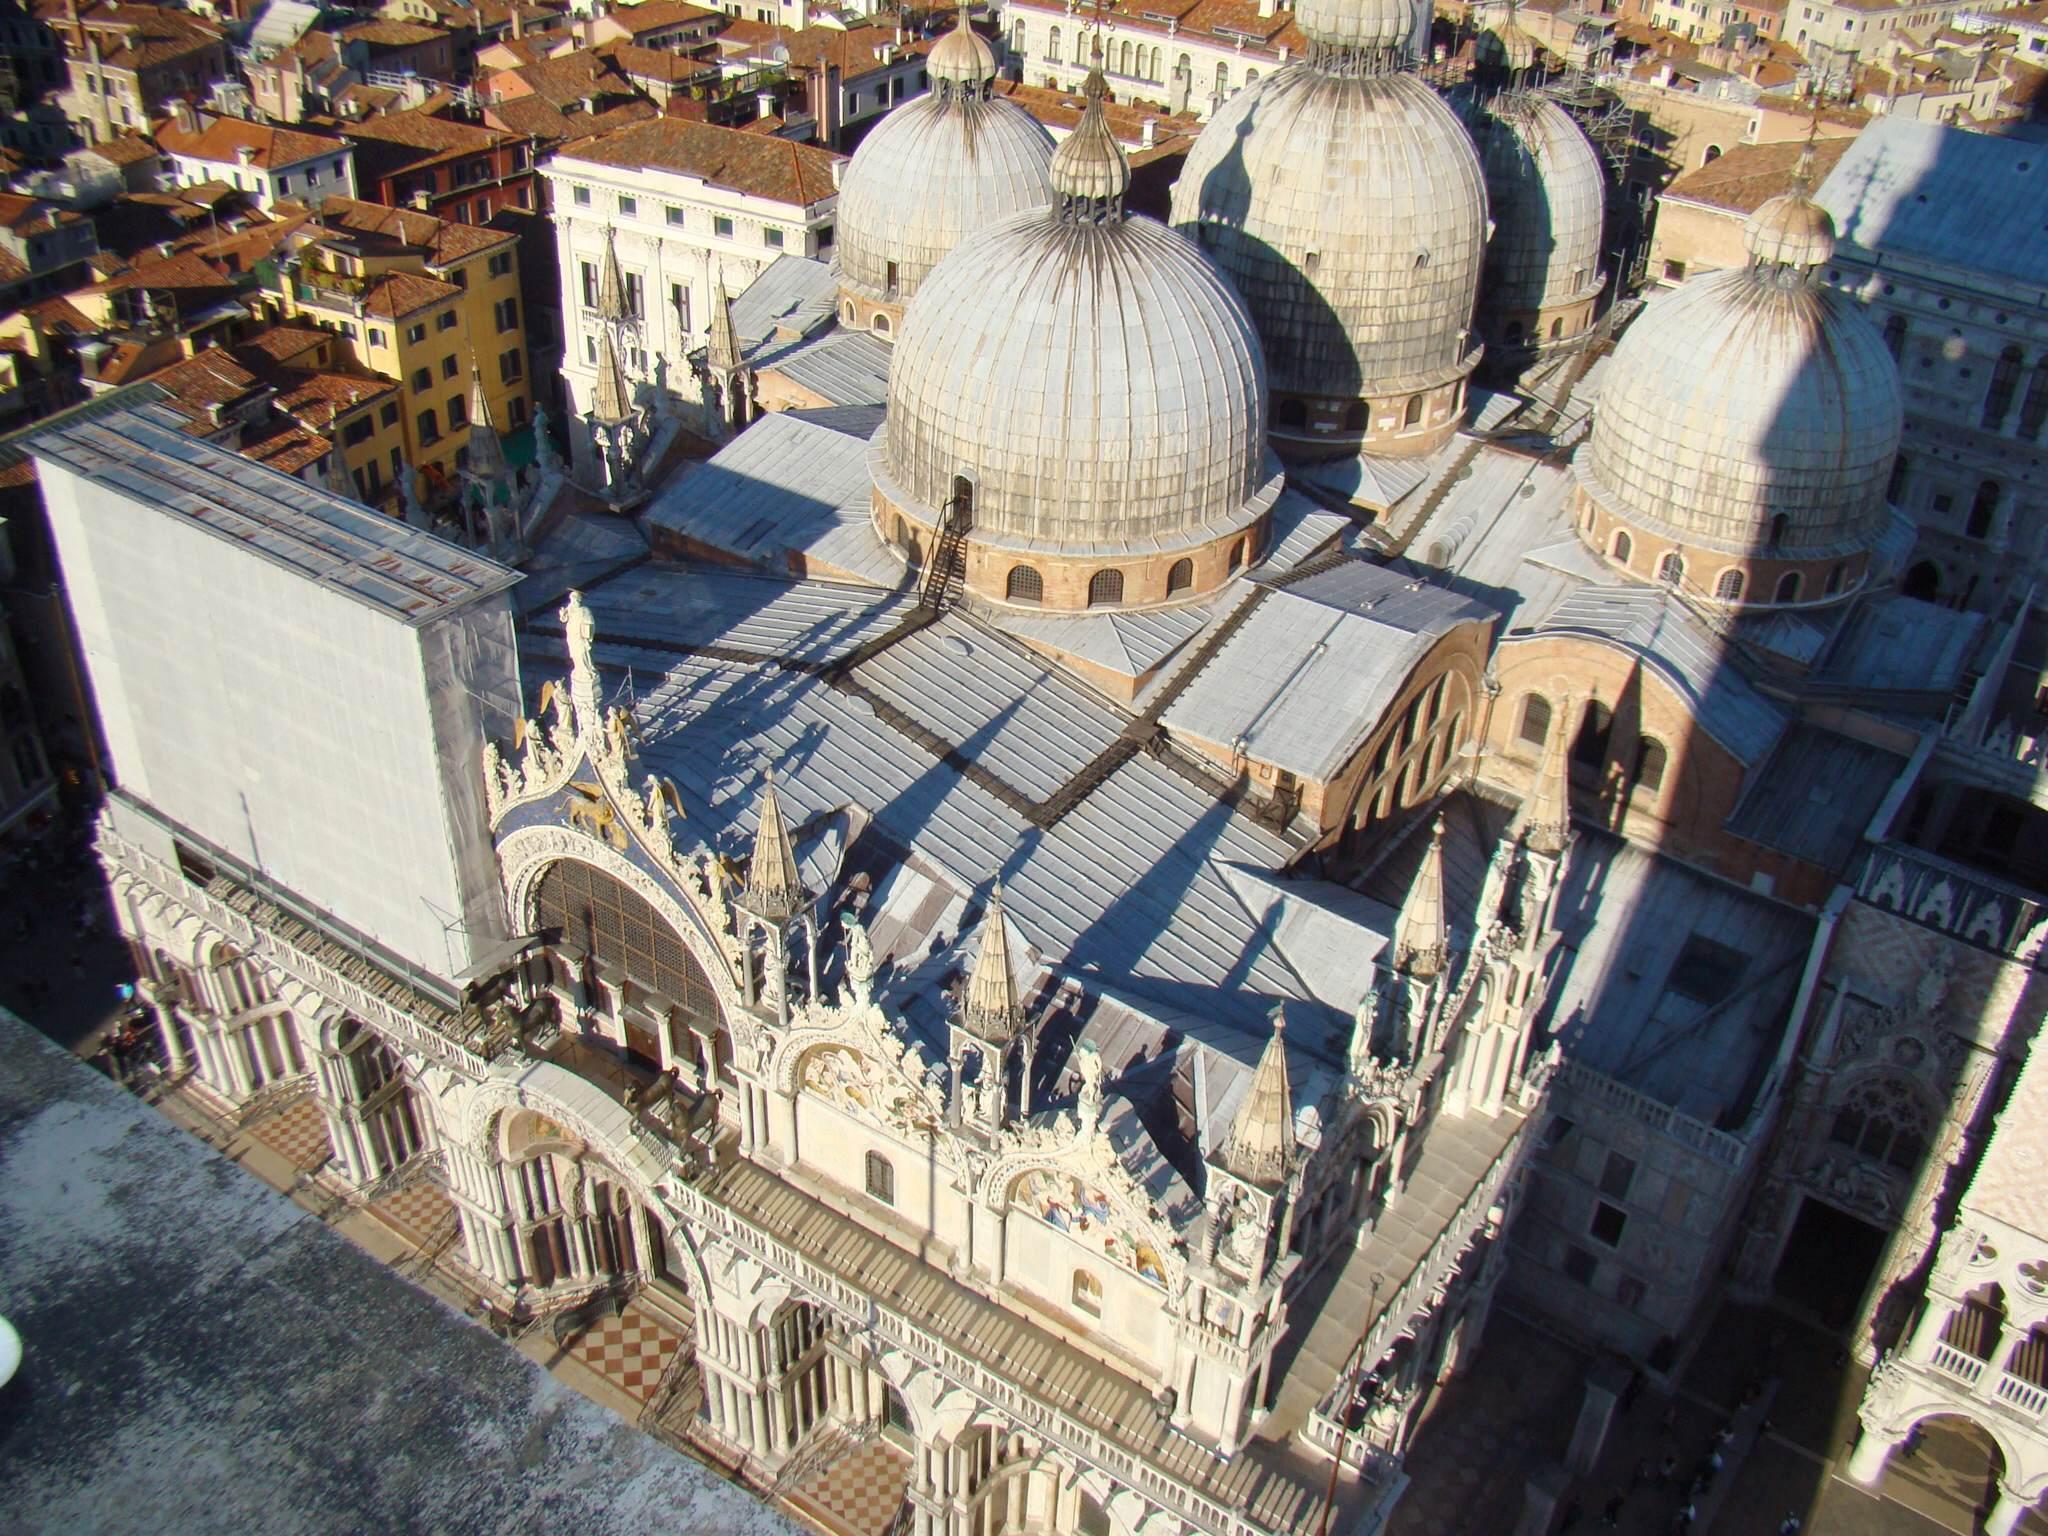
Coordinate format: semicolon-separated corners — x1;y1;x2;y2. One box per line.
928;9;997;89
1744;190;1835;270
835;90;1054;306
1581;268;1903;557
1479;93;1605;318
1296;0;1414;61
1171;67;1488;401
1476;20;1539;71
1050;66;1129;206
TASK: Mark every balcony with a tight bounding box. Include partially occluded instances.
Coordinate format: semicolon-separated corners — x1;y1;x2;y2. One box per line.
1929;1339;1988;1386
1995;1371;2048;1419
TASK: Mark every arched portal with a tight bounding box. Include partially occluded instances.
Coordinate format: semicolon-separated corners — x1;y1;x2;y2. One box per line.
531;856;728;1079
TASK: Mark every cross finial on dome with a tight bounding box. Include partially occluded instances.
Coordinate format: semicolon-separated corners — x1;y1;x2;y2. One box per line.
1050;37;1129;218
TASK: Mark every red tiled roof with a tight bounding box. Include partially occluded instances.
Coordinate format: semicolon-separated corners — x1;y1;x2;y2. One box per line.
1660;135;1853;214
157;115;348;171
361;269;463;318
556;116;841;206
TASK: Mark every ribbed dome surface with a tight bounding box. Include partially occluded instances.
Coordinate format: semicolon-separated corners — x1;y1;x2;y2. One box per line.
836;93;1055;304
1296;0;1413;55
1170;67;1488;398
1480;94;1605;317
928;18;996;86
1744;191;1835;270
1583;271;1903;554
885;211;1271;545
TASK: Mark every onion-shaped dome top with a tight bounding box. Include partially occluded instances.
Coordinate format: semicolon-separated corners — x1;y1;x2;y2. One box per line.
1050;66;1131;206
928;6;997;89
883;64;1274;548
1296;0;1414;67
1479;92;1605;315
1475;18;1539;72
1170;66;1488;400
1744;188;1836;270
834;70;1054;304
1581;262;1903;558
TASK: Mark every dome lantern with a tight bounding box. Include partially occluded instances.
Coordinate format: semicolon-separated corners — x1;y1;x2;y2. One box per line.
1050;49;1130;219
928;2;998;98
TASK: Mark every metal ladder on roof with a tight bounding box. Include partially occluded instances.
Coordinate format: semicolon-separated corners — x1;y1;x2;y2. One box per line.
917;495;970;613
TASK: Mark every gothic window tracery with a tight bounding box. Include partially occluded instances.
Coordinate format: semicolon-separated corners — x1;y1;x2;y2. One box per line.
533;858;722;1026
1829;1076;1931;1173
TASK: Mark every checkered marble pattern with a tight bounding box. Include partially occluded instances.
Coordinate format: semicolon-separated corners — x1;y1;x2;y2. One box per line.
247;1097;332;1173
371;1182;456;1247
796;1439;910;1536
568;1303;683;1403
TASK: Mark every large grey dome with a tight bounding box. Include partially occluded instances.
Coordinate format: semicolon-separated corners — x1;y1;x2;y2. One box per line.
836;92;1055;306
1582;256;1903;556
1479;93;1605;322
1169;67;1488;402
883;210;1272;545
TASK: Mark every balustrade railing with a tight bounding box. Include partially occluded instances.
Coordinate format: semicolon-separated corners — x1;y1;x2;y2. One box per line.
1929;1340;1987;1386
1995;1371;2048;1418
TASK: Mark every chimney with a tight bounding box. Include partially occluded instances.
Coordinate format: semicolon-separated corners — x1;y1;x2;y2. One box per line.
412;188;433;210
175;100;199;134
236;143;258;166
1257;0;1275;16
512;3;524;39
1141;114;1156;146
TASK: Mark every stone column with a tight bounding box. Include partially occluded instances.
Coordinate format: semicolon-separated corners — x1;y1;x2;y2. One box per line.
1565;1361;1631;1475
1846;1425;1899;1486
765;1090;798;1167
157;1004;191;1074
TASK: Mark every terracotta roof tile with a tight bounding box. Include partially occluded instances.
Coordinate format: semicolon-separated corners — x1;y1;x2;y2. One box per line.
362;268;463;318
157;115;349;172
342;106;518;154
341;18;450;46
83;133;159;167
303;195;515;264
1661;135;1853;214
556;116;841;206
242;422;333;474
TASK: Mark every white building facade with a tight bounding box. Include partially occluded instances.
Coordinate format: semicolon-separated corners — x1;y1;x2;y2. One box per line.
540;120;840;474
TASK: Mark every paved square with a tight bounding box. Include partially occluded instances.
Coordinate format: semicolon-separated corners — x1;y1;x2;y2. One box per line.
568;1303;684;1403
371;1181;456;1247
246;1097;332;1173
795;1439;909;1536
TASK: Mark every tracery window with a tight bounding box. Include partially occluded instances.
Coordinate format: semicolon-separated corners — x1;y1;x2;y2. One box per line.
1828;1076;1930;1173
533;859;721;1024
1518;693;1551;747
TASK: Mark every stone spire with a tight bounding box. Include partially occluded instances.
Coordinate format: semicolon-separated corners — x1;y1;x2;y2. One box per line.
465;371;506;480
1519;692;1573;857
960;881;1022;1041
706;274;742;375
597;226;629;323
1393;816;1450;978
591;326;634;426
323;434;356;501
1049;43;1129;219
742;769;806;920
1223;1012;1295;1188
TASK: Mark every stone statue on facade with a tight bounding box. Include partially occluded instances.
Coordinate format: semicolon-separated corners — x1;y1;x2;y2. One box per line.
842;913;877;1007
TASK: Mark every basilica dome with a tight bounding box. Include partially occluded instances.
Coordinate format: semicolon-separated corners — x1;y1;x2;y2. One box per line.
1475;92;1605;357
1168;0;1488;459
875;63;1280;611
1576;177;1902;606
833;13;1055;330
